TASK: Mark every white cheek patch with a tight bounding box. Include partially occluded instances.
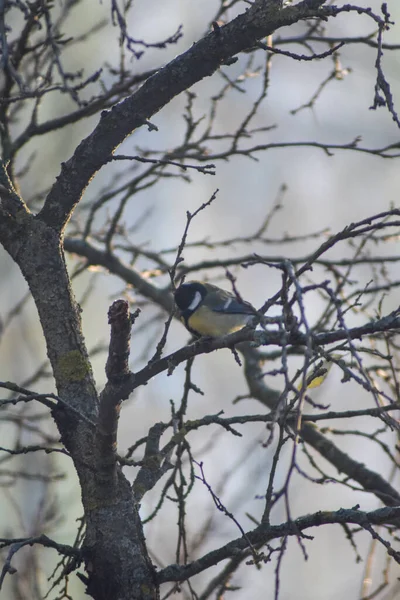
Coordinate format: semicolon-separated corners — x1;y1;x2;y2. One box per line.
188;291;203;311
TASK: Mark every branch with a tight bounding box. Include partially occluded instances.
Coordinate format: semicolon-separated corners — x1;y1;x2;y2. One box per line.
132;422;173;501
276;34;400;51
369;4;399;127
96;300;136;497
258;40;345;60
127;309;400;390
48;306;397;416
179;252;400;278
157;505;400;583
0;381;97;429
157;403;400;435
242;346;400;507
0;164;29;231
10;70;158;153
104;300;134;382
0;534;80;590
38;0;356;232
63;237;173;313
112;154;216;176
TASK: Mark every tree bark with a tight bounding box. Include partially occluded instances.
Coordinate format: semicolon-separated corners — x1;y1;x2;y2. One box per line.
0;195;159;598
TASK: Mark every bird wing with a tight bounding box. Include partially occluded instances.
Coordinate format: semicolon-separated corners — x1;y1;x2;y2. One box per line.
204;285;254;315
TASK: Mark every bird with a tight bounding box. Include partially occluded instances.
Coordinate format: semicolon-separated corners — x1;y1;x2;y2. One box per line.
174;280;255;337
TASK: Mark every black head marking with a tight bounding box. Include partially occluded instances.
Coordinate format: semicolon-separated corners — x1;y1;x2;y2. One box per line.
174;281;207;313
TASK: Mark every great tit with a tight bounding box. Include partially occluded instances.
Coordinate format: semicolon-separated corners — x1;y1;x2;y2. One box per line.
174;280;255;337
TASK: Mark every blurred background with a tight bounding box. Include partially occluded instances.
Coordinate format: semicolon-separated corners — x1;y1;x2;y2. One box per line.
1;0;400;598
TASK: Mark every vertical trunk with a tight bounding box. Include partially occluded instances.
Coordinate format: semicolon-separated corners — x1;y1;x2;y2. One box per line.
3;215;159;599
85;472;159;600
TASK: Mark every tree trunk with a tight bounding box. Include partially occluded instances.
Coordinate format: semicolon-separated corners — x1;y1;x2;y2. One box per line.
0;209;159;599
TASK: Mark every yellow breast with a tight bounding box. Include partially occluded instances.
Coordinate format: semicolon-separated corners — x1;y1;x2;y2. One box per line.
186;305;250;337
